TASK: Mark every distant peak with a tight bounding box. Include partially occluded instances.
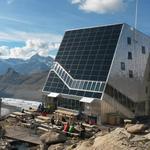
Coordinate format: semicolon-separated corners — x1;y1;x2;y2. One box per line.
6;68;19;76
31;53;41;58
30;53;53;60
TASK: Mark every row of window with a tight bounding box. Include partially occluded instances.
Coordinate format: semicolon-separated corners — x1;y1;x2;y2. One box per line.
59;49;115;54
120;37;147;78
65;25;122;37
105;84;135;112
60;43;117;50
44;70;102;99
127;49;145;60
120;62;133;78
62;34;119;42
58;56;113;61
127;37;146;54
57;98;81;111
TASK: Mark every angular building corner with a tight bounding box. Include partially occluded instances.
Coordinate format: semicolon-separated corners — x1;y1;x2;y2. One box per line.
42;23;150;125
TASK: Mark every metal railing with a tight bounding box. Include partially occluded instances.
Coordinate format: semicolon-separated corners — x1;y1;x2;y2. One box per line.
51;62;105;93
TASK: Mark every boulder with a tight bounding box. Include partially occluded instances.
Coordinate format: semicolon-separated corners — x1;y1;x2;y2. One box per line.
145;133;150;140
126;124;146;134
48;143;64;150
40;131;66;145
124;123;134;130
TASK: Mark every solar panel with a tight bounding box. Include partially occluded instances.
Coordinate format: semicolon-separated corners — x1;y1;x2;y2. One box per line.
43;24;123;99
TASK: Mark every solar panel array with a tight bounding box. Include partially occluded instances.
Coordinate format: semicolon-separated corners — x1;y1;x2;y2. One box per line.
43;24;123;99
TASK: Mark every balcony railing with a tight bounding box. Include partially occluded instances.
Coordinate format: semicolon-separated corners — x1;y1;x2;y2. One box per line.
51;62;105;93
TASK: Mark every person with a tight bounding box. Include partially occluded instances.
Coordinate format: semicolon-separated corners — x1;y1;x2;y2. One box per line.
41;103;44;112
80;123;85;139
47;104;52;113
55;119;62;126
42;110;47;116
50;115;55;127
63;122;69;133
62;116;66;122
69;123;75;133
37;104;42;112
30;120;38;135
21;108;25;113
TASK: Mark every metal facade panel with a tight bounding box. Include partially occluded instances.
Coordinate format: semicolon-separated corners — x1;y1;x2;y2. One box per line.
104;23;150;116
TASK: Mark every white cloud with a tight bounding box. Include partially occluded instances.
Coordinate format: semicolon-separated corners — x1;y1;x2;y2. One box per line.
0;39;60;59
0;30;62;59
0;46;10;56
70;0;127;14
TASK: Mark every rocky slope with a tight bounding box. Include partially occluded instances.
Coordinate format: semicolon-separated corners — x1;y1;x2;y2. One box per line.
47;126;150;150
0;68;48;101
0;54;53;75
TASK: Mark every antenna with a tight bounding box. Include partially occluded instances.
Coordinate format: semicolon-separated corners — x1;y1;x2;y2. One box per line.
134;0;139;42
133;0;138;81
135;0;139;29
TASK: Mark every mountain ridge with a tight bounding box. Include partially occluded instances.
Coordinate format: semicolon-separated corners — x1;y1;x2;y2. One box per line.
0;54;53;100
0;54;53;75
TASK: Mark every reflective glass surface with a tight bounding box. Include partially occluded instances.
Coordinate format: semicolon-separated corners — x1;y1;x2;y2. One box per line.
43;24;123;99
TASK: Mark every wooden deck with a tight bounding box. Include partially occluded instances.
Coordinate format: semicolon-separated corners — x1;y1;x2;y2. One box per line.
5;126;41;145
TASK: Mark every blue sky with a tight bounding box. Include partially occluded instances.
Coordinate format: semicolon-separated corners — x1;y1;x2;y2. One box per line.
0;0;149;59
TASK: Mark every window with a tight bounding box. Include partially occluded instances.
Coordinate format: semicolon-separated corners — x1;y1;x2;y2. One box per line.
129;70;133;78
87;82;92;90
72;81;77;88
145;86;148;94
105;84;113;97
91;82;96;91
79;81;84;89
142;46;146;54
95;83;101;91
100;83;105;91
105;84;135;112
127;37;131;45
128;52;132;59
121;62;125;70
57;98;80;110
83;82;88;90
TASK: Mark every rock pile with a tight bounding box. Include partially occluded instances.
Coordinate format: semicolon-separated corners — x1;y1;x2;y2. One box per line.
72;127;150;150
39;124;150;150
126;124;147;134
40;130;66;150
